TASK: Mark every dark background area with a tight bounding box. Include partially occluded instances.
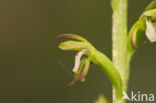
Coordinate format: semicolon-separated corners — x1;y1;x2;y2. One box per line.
0;0;155;103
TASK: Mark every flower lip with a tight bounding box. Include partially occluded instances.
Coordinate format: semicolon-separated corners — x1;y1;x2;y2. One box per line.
73;50;86;73
145;20;156;42
67;57;90;87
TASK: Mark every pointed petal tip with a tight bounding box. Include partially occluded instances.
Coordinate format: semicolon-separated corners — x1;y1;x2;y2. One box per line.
67;81;75;88
58;41;76;50
67;77;78;88
58;45;63;50
57;34;75;39
57;34;88;42
58;42;66;50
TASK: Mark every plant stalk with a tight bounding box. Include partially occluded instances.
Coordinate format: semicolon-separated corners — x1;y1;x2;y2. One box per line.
112;0;129;103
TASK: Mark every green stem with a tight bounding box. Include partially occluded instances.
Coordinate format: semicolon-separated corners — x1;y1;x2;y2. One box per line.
112;0;129;103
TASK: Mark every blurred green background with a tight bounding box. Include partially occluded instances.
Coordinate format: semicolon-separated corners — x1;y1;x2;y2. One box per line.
0;0;156;103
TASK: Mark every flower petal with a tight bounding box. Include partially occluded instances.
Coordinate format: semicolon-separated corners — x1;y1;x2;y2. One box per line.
143;9;156;17
130;21;145;49
73;50;86;73
57;34;89;42
145;20;156;42
75;59;90;82
68;58;88;87
58;41;88;50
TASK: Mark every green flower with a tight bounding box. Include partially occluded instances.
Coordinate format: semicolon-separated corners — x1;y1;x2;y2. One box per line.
58;34;96;86
58;34;123;98
129;1;156;50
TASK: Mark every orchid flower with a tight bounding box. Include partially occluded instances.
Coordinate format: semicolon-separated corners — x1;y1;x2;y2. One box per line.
58;34;123;98
127;1;156;61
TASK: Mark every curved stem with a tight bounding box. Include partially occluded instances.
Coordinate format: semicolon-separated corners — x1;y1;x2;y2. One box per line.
91;51;123;98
